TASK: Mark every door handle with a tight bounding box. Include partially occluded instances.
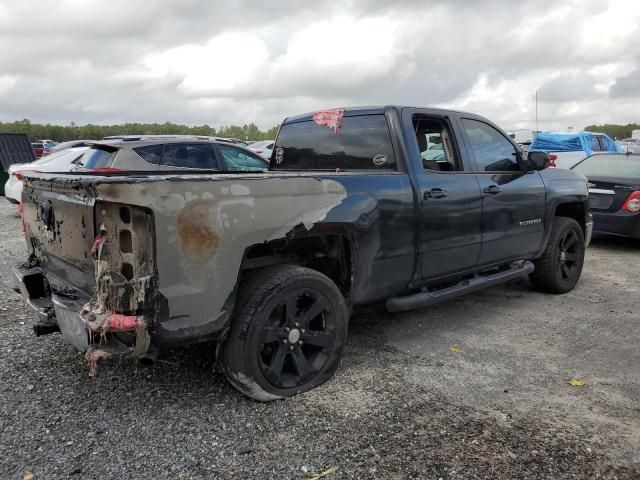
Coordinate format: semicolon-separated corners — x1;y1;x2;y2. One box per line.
424;188;448;199
483;185;502;194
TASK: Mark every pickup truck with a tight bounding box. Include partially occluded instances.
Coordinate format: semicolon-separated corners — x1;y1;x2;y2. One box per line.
13;106;592;401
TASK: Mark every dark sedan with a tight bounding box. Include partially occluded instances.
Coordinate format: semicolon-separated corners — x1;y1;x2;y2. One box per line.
572;153;640;239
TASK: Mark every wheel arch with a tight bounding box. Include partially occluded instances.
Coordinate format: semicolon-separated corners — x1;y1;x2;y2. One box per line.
238;224;357;302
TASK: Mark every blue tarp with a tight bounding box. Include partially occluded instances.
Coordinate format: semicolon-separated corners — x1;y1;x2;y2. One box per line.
529;131;623;156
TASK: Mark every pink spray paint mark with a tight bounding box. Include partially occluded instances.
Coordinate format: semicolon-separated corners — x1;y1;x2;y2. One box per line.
312;108;345;134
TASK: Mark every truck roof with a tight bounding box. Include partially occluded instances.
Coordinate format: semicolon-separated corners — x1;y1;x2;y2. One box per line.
282;105;471;124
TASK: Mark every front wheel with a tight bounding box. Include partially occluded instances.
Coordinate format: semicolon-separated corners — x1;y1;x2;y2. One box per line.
530;217;585;293
220;265;349;401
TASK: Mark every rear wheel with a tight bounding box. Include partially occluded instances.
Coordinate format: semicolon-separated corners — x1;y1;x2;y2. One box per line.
530;217;585;293
220;265;348;401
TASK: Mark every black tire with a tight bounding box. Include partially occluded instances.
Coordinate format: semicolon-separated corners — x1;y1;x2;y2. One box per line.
220;265;349;401
530;217;585;293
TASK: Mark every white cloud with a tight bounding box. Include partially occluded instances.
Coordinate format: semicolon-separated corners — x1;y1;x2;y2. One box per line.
0;0;638;130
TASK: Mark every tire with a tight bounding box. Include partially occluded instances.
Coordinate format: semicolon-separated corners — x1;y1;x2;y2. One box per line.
220;265;349;401
530;217;585;294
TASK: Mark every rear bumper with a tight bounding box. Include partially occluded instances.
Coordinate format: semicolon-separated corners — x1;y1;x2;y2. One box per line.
13;263;150;358
592;210;640;239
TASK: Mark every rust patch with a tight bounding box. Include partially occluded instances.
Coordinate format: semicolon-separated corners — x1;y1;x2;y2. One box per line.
176;199;220;263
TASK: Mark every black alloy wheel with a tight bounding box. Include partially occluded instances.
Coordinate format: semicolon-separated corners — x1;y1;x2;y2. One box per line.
258;290;337;389
530;216;585;294
221;265;348;401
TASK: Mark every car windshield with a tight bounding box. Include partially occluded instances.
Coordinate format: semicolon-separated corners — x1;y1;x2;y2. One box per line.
572;154;640;178
80;147;117;169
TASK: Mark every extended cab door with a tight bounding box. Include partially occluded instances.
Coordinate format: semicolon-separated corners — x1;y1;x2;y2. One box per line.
457;116;546;265
402;108;483;279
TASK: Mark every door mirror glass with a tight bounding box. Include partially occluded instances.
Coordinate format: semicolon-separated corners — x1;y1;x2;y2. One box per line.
527;151;550;170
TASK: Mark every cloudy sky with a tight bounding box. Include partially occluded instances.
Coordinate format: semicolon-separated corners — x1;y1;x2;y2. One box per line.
0;0;639;131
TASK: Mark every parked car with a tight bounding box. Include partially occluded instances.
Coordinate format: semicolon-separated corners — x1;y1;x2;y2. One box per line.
248;140;275;159
49;140;96;154
77;138;268;172
572;153;640;238
31;142;45;159
13;106;590;401
4;147;89;204
39;139;57;148
529;131;623;169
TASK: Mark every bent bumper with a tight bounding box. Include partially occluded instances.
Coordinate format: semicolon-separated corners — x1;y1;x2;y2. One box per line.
13;263;150;356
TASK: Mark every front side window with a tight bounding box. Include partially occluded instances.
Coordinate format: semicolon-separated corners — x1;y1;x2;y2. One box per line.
273;114;396;170
462;119;520;172
219;145;268;171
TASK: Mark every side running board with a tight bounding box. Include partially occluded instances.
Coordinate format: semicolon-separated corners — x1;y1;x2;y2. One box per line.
386;261;535;313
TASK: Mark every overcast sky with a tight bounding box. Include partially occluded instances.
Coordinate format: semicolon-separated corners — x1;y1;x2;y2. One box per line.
1;0;639;131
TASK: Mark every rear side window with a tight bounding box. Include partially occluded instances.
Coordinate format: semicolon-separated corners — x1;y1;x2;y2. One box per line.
134;144;217;169
163;144;216;169
273;115;396;170
81;148;117;169
135;145;162;164
590;136;603;152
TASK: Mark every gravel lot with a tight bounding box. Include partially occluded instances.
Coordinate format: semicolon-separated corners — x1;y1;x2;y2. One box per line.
0;200;638;479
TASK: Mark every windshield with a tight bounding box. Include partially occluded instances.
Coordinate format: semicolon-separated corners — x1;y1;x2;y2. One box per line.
573;154;640;178
80;147;117;169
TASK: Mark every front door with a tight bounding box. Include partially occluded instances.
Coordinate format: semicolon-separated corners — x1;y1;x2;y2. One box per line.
459;118;546;265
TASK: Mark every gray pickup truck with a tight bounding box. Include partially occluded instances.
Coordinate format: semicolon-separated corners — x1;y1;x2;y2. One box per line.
14;106;592;401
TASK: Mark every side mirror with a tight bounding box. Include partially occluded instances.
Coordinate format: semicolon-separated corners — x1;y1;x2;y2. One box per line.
527;151;550;171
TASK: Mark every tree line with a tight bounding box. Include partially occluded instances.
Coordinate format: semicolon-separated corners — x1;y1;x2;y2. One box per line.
583;123;640;140
0;119;280;143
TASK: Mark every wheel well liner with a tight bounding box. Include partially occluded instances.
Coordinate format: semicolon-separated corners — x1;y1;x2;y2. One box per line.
240;233;354;298
554;202;586;233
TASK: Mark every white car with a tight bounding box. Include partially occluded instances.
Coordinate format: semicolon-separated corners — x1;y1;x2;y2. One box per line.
248;140;275;160
4;147;88;204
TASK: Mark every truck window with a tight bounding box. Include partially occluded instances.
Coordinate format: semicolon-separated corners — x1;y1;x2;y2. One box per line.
462;119;520;172
413;117;461;171
589;136;603;152
273;115;396;170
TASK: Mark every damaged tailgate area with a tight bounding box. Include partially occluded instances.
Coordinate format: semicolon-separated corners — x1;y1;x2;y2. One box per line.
14;178;159;374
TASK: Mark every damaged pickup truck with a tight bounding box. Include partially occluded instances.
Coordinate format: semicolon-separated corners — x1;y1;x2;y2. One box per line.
14;106;592;401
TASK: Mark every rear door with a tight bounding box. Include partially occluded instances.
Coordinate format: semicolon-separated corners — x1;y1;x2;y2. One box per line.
402;108;483;279
458;116;546;265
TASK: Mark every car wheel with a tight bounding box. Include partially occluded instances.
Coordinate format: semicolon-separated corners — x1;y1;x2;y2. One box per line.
220;265;348;401
530;217;585;294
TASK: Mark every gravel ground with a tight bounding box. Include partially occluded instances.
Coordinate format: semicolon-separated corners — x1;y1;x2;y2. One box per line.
0;200;638;479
